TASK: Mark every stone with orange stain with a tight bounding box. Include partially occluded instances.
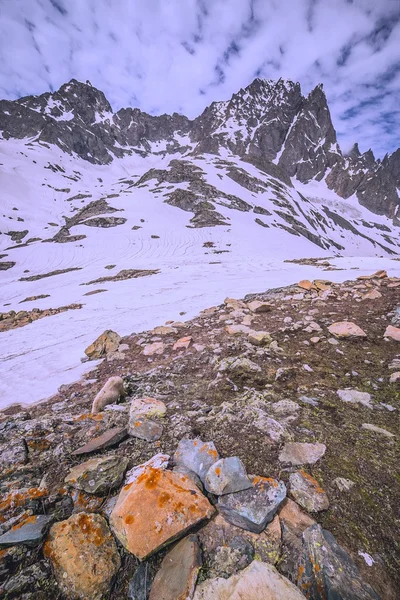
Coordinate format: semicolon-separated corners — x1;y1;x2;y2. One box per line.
70;489;104;514
298;280;316;291
204;457;252;496
173;438;220;482
298;524;379;600
218;476;286;534
0;488;48;523
278;498;316;582
289;471;329;513
328;321;367;338
129;397;167;420
173;336;192;351
0;514;53;548
357;270;387;280
84;329;121;359
44;512;120;600
110;466;214;560
128;417;163;442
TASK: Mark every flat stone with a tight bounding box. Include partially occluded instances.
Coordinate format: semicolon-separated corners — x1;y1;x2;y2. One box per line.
361;289;382;300
298;280;316;291
129;397;167;420
128;418;163;442
85;330;121;359
279;442;326;466
278;498;316;582
247;331;272;346
152;325;176;335
128;562;152;600
71;427;127;455
337;388;373;408
173;438;219;482
298;524;380;600
198;513;281;569
362;423;395;437
389;372;400;383
289;471;329;512
225;324;251;336
205;457;252;495
357;270;387;280
384;325;400;341
65;455;129;494
149;534;202;600
328;321;367;338
0;514;53;548
247;300;273;313
314;280;331;291
333;477;355;492
44;513;120;600
193;560;306;600
110;466;214;559
173;336;192;350
143;341;165;356
218;476;286;534
279;498;315;535
299;395;319;406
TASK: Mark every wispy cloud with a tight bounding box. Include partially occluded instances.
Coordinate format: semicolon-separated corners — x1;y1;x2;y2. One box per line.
1;0;399;156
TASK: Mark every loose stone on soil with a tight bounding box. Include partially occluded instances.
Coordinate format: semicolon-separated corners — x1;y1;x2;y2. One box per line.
328;321;367;338
289;470;329;512
337;388;373;408
84;329;121;359
279;442;326;466
361;423;395;437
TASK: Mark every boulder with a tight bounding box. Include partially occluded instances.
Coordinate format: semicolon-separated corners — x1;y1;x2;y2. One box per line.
85;330;121;359
247;331;273;346
298;524;380;600
193;560;306;600
298;280;316;291
328;321;367;338
361;289;382;300
173;438;219;482
337;389;373;408
65;455;129;495
279;442;326;466
218;476;286;533
130;397;167;419
173;336;192;350
384;325;400;341
143;341;165;356
289;471;329;512
357;270;387;280
128;418;163;442
278;498;316;581
218;356;261;378
149;534;202;600
44;513;120;600
110;466;214;559
247;300;273;313
225;324;251;336
205;457;252;495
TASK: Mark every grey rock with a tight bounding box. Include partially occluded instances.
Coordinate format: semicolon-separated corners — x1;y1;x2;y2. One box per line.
173;438;220;482
128;562;152;600
71;427;127;455
205;457;252;495
361;423;395;438
298;524;380;599
337;389;373;408
128;418;163;442
333;477;355;492
0;514;53;548
279;442;326;466
210;536;254;579
218;477;286;533
65;455;129;494
173;465;204;491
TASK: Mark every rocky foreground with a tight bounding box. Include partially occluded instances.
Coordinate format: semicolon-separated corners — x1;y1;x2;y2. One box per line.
0;271;399;599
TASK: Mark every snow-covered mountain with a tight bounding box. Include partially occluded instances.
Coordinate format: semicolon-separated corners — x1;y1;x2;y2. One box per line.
0;78;399;408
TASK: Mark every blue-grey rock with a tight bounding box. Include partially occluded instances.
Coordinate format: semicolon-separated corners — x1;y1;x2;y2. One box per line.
0;514;53;548
128;562;152;600
298;524;380;600
173;438;219;482
128;418;163;442
218;477;286;533
205;457;252;495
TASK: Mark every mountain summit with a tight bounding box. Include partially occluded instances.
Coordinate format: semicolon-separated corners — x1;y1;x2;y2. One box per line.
0;78;398;218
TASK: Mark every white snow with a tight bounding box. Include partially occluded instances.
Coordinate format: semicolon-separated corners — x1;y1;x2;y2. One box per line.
0;139;399;409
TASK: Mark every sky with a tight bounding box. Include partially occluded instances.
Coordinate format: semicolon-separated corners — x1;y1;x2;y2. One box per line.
0;0;399;158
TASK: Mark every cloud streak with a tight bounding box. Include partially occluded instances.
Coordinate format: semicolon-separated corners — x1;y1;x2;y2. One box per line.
1;0;399;156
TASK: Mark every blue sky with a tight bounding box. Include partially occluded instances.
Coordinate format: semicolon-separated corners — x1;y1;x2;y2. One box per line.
1;0;399;157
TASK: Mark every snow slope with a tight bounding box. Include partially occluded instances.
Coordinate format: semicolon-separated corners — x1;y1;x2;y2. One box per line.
0;138;399;408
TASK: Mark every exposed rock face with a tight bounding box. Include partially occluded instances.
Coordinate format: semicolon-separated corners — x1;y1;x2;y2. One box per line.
1;77;398;218
43;512;121;600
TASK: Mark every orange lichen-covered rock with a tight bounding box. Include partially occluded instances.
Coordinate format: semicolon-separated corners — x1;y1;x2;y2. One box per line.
298;280;316;291
44;513;120;600
110;466;214;560
84;330;121;359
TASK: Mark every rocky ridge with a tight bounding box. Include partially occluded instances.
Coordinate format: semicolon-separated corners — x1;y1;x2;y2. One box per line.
0;271;399;599
0;78;399;219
